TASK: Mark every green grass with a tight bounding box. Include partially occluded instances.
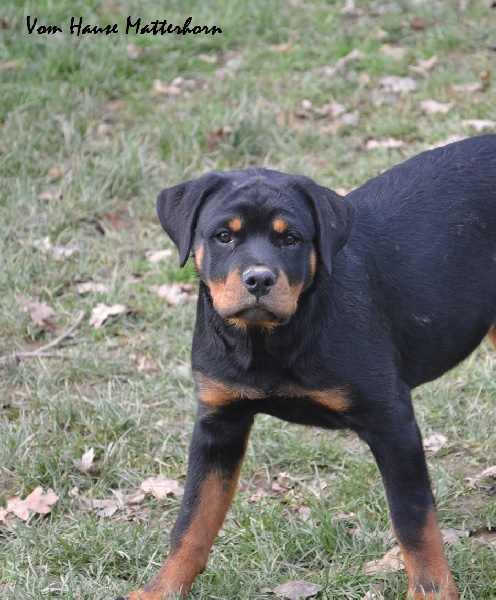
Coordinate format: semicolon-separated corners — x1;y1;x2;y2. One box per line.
1;0;495;598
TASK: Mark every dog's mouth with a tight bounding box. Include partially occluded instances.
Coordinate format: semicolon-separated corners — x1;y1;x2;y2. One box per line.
227;305;289;328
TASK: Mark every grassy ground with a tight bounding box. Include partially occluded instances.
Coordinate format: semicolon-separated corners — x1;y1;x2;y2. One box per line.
1;0;495;598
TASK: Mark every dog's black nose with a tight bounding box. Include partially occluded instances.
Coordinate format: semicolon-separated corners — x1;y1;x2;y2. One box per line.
242;267;276;296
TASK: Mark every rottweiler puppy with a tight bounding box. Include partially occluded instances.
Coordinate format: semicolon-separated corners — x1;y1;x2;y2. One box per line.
118;134;496;599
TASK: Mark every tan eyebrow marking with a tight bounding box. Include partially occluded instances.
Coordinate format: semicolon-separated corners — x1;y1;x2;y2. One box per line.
228;217;243;231
273;218;288;234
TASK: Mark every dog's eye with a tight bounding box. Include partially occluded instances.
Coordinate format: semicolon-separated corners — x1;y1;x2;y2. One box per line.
215;231;232;244
283;233;298;246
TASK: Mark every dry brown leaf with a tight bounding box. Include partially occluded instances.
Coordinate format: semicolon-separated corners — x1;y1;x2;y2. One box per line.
33;237;79;261
249;488;269;502
363;546;405;576
0;506;10;526
126;44;142;59
0;60;19;71
467;465;496;487
146;249;174;263
335;48;365;69
361;584;385;600
442;528;468;543
421;100;453;115
140;475;185;499
6;487;58;521
410;55;438;76
74;448;95;473
461;119;496;132
74;495;119;518
72;281;109;295
271;580;323;599
365;138;406;150
207;125;233;150
451;81;484;94
47;165;68;178
469;527;496;546
149;283;197;306
341;0;363;16
37;186;62;201
378;75;417;94
22;298;56;329
423;433;448;453
269;34;297;55
427;135;467;149
152;78;183;96
380;44;407;60
89;303;127;329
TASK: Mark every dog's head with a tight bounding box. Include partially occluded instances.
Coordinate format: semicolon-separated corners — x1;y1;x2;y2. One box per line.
157;169;355;328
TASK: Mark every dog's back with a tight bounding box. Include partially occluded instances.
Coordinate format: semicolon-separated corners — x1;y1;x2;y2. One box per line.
346;134;496;386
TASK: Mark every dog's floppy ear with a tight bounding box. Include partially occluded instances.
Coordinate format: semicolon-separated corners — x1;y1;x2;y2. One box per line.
156;172;228;267
290;175;355;275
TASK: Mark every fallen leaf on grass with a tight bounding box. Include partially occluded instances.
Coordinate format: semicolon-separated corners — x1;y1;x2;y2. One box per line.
365;138;406;150
442;528;468;543
89;303;128;329
37;186;62;201
22;298;56;329
469;527;496;546
0;507;11;526
467;465;496;487
146;249;173;263
335;48;365;69
3;487;58;522
269;34;298;55
361;584;385;599
207;125;233;150
73;495;119;518
461;119;496;132
47;165;68;178
378;75;417;94
72;281;109;294
149;283;197;306
0;60;20;71
33;237;79;261
373;75;417;106
410;55;438;76
268;580;323;599
380;44;407;60
72;489;146;518
126;43;142;59
421;100;453;115
73;448;99;474
152;77;197;97
140;475;184;499
363;546;405;576
423;433;448;453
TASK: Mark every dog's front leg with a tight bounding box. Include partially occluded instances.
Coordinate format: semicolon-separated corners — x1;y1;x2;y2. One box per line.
360;392;459;600
117;406;253;600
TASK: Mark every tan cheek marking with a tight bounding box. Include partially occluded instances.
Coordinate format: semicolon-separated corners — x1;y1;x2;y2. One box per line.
195;372;264;407
396;508;458;600
310;250;317;279
208;270;249;315
269;272;302;318
487;325;496;348
228;217;243;231
194;244;204;272
273;218;288;234
276;383;349;412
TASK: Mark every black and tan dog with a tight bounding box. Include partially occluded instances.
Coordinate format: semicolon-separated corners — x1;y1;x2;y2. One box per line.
118;135;496;600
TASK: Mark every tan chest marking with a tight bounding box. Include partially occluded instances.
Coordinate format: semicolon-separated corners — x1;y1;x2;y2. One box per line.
195;373;349;412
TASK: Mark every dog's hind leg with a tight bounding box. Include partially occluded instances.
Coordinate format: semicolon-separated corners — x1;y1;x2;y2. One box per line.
359;386;459;600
